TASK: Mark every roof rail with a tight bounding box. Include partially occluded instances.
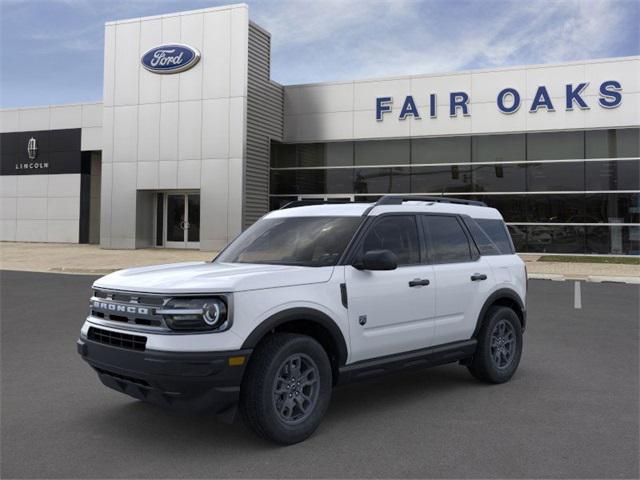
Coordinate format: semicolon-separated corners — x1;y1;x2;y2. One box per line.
374;195;487;207
279;199;353;209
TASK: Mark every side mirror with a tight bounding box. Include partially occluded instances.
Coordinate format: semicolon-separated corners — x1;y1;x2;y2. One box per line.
354;249;398;271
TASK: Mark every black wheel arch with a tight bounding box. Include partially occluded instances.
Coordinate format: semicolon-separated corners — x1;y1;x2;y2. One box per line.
472;288;526;338
241;307;348;379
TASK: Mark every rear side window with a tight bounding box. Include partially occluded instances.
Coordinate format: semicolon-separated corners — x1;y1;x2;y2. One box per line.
463;217;501;256
476;218;515;254
360;215;420;265
423;215;472;264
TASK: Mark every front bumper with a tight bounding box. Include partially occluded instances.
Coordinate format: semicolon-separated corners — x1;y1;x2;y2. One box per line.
77;336;252;414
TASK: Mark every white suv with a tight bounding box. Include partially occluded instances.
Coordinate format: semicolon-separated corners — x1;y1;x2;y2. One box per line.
77;195;526;444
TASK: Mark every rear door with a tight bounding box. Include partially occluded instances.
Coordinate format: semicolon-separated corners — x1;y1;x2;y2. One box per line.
421;214;494;346
345;214;436;363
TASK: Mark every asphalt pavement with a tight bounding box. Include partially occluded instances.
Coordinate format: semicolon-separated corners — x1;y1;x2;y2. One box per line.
1;270;638;479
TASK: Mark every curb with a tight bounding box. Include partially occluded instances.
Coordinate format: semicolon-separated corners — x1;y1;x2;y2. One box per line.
528;273;640;284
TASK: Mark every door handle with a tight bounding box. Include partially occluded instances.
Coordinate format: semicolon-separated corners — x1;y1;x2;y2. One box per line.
471;273;487;281
409;278;430;287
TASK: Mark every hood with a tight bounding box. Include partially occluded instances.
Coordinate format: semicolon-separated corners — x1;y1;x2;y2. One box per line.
93;261;335;294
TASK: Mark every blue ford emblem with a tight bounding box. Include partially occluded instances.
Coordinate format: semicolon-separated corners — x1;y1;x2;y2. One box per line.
141;44;201;74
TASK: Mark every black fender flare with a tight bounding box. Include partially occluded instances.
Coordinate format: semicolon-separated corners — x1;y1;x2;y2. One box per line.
241;307;349;366
472;288;526;337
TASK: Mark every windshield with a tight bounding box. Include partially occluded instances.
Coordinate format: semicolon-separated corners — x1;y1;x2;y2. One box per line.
216;216;362;267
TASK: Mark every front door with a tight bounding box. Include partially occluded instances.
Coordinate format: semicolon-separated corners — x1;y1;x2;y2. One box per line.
164;193;200;249
345;214;436;363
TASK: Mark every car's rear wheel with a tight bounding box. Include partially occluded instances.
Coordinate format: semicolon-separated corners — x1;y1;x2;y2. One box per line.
468;306;523;383
240;333;332;444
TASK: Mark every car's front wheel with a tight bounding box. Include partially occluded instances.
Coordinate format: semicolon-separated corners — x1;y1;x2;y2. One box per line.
240;333;332;444
467;306;523;383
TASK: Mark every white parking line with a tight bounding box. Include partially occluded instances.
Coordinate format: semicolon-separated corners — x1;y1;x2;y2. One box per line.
574;281;582;309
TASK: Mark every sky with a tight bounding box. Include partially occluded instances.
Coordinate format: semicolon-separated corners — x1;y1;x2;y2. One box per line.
0;0;638;108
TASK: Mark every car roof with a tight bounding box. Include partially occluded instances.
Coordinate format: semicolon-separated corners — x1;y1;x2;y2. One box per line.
265;201;504;220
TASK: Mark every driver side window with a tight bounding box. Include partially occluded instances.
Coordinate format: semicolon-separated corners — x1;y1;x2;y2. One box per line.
360;215;420;265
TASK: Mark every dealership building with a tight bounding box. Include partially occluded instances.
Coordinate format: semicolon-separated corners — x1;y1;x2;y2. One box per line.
1;3;638;254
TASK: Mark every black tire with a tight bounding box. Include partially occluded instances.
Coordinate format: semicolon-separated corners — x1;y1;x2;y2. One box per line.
240;333;332;444
468;306;523;384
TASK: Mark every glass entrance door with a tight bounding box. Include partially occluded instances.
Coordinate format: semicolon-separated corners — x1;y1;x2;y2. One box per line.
164;193;200;248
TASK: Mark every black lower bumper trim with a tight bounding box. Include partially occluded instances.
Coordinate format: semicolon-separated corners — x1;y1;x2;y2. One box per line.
77;337;252;414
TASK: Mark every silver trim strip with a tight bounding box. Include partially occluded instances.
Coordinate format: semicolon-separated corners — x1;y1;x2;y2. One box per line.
270;191;640;197
270;157;640;171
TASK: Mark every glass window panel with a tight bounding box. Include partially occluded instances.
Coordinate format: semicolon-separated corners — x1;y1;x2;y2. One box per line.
472;134;525;162
270;170;298;195
524;225;585;253
585;128;640;158
462;217;501;255
360;215;420;265
412;136;471;164
526;194;585;222
187;194;200;242
297;144;325;167
325;169;355;194
507;225;526;252
423;215;472;263
585;160;639;190
475;218;515;254
411;165;472;193
472;163;526;192
527;161;585;191
472;194;528;222
326;142;354;166
527;131;584;160
355;139;409;166
585;193;640;224
270;142;296;168
354;167;410;194
586;226;640;255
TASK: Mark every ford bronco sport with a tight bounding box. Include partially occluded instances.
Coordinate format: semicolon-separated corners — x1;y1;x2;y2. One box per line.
77;195;526;444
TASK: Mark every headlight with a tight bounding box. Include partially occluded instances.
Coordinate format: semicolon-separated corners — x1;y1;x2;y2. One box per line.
157;297;229;332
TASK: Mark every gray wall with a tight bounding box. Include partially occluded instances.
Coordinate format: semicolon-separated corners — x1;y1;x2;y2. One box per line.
244;23;284;228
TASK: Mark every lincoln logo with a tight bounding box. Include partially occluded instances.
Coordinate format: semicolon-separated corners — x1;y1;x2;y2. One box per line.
27;137;38;160
141;44;200;74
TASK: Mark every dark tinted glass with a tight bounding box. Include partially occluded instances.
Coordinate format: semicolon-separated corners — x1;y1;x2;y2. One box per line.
585;192;640;224
271;142;296;168
360;215;420;265
586;226;640;255
526;194;585;222
527;131;584;160
472;195;528;222
424;215;472;263
585;160;639;190
217;216;361;267
476;218;515;254
472;163;526;192
354;167;410;194
472;134;525;162
270;170;355;195
527;161;585;191
412;136;471;164
411;165;472;193
463;218;501;255
355;139;409;166
585;128;640;158
519;225;586;253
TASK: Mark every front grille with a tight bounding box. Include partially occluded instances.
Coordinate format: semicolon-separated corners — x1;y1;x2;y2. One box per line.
90;289;168;331
88;327;147;351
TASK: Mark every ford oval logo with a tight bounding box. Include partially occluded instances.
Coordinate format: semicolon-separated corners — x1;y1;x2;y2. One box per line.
141;44;201;74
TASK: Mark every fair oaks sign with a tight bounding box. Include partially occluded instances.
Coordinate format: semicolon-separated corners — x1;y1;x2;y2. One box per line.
141;44;201;74
376;80;623;121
